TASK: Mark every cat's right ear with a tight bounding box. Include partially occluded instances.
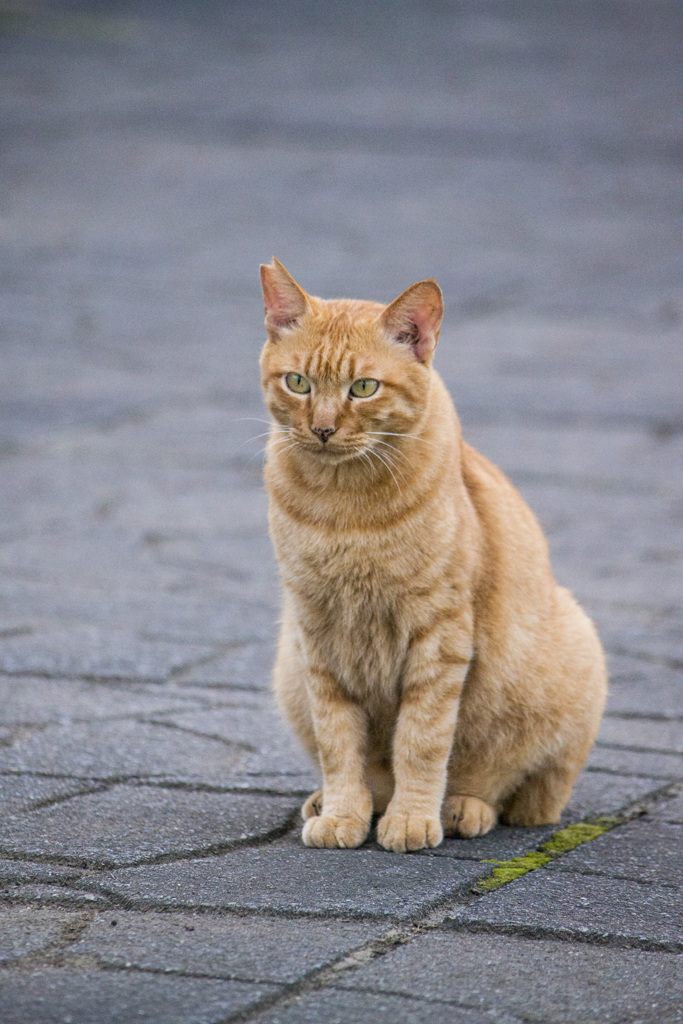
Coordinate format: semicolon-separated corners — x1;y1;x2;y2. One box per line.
260;258;310;337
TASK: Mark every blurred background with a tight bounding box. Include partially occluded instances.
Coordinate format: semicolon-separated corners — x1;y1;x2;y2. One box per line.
0;0;681;708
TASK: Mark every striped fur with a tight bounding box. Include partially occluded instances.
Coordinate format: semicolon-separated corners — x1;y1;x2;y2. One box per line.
260;260;607;852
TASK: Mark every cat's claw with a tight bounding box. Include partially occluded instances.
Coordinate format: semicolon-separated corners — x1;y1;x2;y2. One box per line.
442;795;496;838
302;813;369;849
377;810;443;853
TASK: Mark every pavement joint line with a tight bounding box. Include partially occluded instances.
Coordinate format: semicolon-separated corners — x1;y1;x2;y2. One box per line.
536;865;681;890
0;770;310;798
497;470;665;498
442;918;683;955
321;982;532;1023
0;669;269;690
582;765;681;780
7;109;681;167
604;712;683;723
21;781;114;813
0;815;302;873
141;716;258;753
0;667;171;686
605;646;683;671
596;741;683;756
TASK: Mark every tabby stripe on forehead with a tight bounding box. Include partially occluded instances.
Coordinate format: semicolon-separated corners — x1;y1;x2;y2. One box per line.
306;346;356;383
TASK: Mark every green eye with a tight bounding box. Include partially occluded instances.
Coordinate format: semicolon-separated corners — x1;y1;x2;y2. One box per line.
349;379;379;399
285;373;311;394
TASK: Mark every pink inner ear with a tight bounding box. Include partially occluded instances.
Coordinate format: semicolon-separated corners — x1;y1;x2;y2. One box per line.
411;305;439;361
381;280;443;363
261;266;307;330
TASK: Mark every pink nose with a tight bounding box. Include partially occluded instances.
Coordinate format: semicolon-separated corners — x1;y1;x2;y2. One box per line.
312;426;336;444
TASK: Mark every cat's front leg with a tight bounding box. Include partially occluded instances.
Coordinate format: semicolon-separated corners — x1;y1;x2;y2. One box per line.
377;640;470;853
301;667;373;849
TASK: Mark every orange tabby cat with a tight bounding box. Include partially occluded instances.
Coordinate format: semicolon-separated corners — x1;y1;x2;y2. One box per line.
259;258;607;853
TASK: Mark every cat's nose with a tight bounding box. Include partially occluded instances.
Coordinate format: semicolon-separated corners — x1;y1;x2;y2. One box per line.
312;425;336;444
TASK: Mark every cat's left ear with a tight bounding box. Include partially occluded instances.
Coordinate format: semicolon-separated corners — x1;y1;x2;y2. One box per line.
260;258;311;338
380;280;444;364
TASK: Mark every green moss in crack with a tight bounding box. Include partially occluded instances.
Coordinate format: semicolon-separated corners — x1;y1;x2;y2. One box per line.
474;816;621;894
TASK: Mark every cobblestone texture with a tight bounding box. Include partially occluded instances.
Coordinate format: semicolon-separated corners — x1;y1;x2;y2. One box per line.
1;0;681;1021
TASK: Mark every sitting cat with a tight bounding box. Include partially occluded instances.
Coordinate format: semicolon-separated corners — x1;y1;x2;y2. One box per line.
259;258;607;853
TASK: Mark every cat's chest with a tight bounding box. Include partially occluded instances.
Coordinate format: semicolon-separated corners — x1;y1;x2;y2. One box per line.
275;519;405;600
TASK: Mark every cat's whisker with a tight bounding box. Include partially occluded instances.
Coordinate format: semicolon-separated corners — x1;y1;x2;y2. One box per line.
273;440;303;458
238;428;289;451
368;440;410;480
379;453;409;486
371;439;414;470
358;449;378;476
234;417;283;426
367;447;403;496
244;434;295;465
366;431;438;449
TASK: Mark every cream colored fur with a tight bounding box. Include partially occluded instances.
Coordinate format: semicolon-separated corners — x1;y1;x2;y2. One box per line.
259;259;607;853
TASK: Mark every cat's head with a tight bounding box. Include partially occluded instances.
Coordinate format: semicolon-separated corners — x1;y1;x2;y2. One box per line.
259;259;443;463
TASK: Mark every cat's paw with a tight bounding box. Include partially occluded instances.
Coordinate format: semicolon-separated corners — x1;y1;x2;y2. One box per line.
442;795;497;838
376;809;443;853
302;813;369;849
301;789;323;821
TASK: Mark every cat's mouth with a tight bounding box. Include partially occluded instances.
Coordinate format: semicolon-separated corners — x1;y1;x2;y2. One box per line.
296;436;366;463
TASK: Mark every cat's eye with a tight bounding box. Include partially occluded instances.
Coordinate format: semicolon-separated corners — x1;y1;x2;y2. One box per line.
285;373;311;394
349;379;379;399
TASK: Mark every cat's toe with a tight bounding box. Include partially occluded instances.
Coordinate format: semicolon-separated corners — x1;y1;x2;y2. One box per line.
377;810;443;853
442;795;496;838
301;789;323;821
302;813;369;849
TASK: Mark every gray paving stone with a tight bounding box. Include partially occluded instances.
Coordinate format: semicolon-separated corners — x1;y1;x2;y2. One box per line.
597;612;683;669
334;931;683;1024
447;870;683;948
604;663;683;718
254;988;519;1024
0;860;82;886
175;642;275;689
466;422;683;496
73;911;382;983
560;769;662;819
90;837;485;919
587;746;683;780
0;774;103;816
0;677;204;725
0;786;298;867
0;626;217;683
0;885;109;907
0;579;277;646
649;789;683;824
423;825;555;864
517;488;682;608
0;719;250;784
548;819;683;887
147;703;314;777
0;967;279;1024
598;716;683;753
0;906;82;965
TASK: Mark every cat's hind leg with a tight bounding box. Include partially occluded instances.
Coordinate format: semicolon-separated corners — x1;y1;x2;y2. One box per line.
500;761;576;827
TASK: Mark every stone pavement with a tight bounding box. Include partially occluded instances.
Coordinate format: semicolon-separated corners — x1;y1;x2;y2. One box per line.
0;1;681;1021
